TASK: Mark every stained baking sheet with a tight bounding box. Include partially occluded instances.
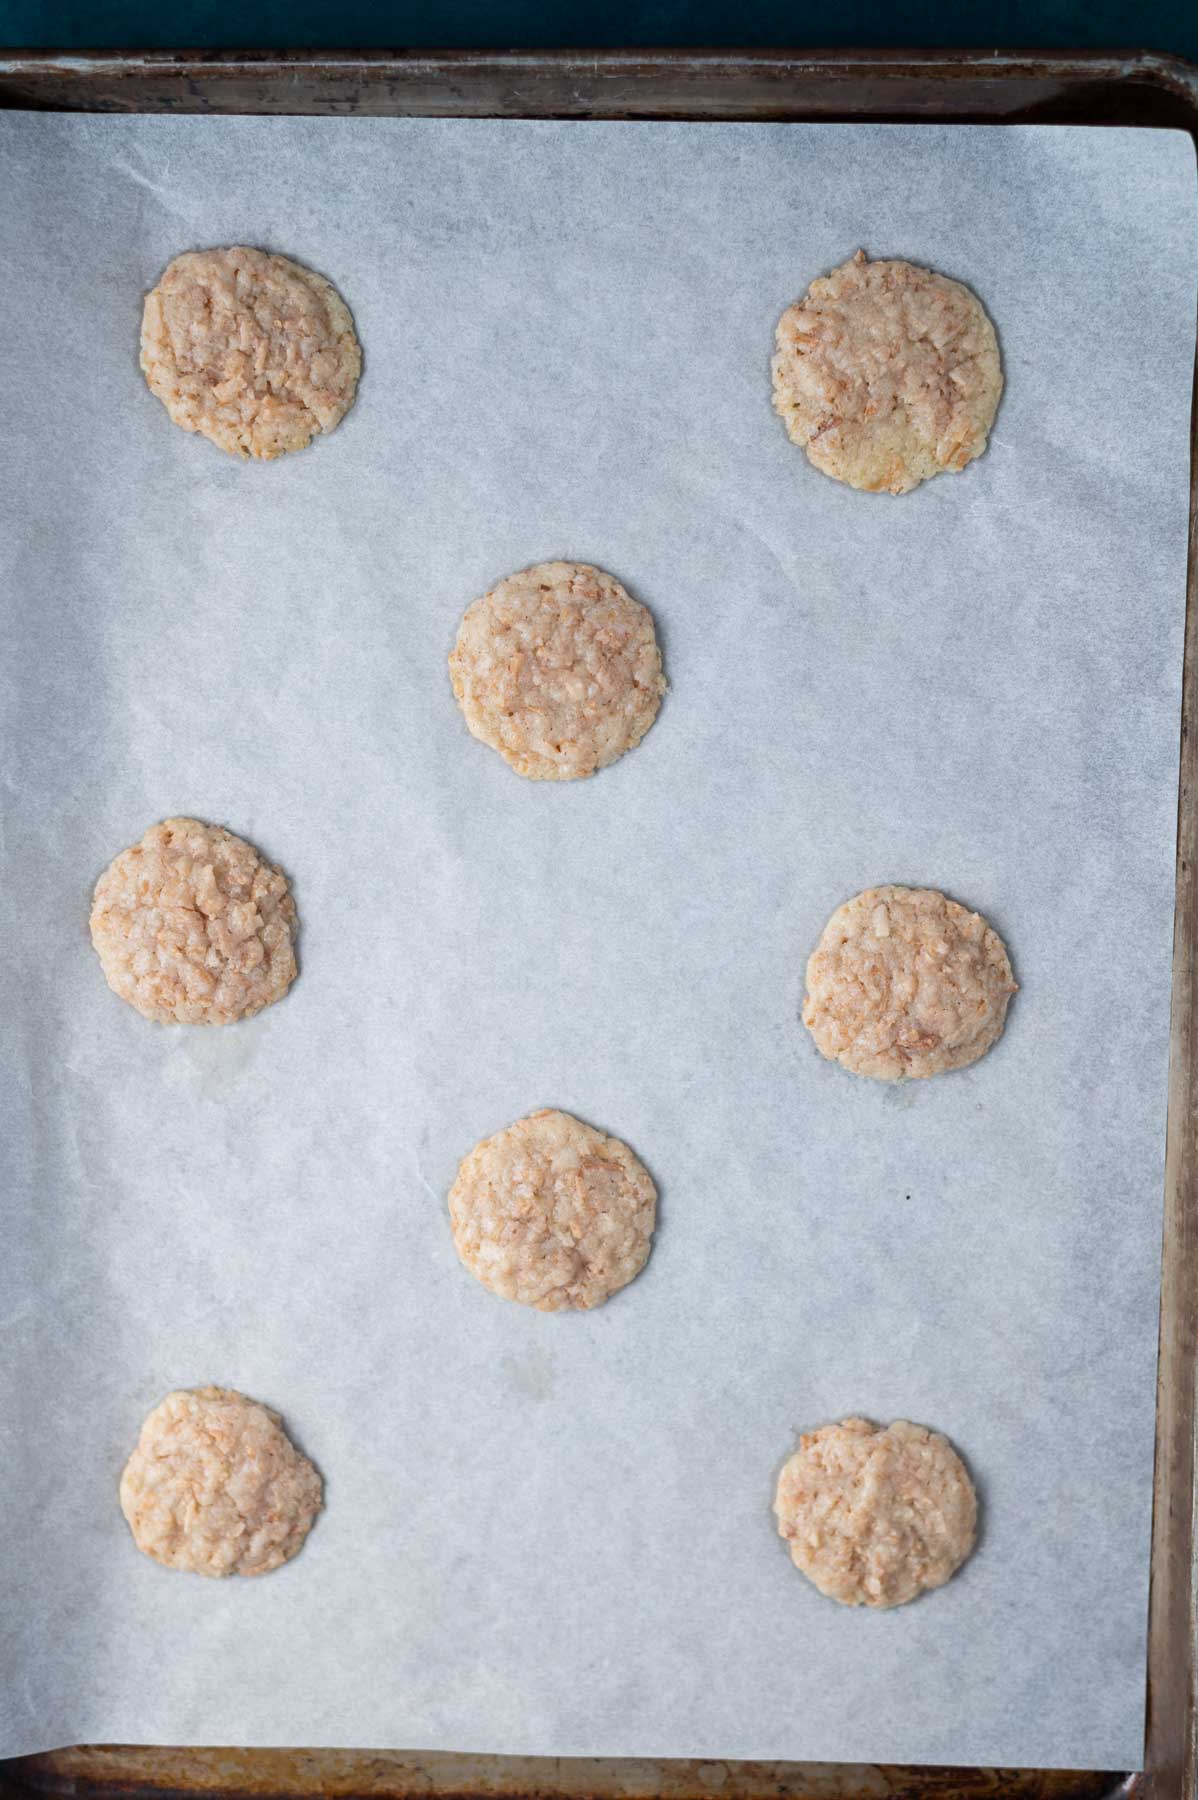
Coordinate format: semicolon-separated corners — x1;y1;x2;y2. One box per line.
0;116;1194;1773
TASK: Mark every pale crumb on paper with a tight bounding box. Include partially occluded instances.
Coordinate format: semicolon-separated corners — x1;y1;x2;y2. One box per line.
802;884;1016;1081
89;817;297;1026
774;1416;977;1609
140;246;361;460
772;250;1002;495
448;1109;657;1311
448;561;666;781
119;1387;322;1578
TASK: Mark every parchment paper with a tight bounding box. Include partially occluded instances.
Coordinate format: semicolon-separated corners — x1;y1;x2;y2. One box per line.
0;117;1194;1772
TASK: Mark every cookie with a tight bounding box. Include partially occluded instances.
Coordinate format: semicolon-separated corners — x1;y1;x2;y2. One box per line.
90;816;297;1025
119;1387;322;1577
448;562;666;780
772;251;1002;495
774;1417;976;1609
140;246;361;459
448;1109;657;1311
802;885;1016;1080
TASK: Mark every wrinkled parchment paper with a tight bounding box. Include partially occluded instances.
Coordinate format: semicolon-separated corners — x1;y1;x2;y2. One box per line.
1;118;1195;1770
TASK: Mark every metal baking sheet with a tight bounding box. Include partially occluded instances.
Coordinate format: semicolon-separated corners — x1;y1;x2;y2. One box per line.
0;111;1194;1775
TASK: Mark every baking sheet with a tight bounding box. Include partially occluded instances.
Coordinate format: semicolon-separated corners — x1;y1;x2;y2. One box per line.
0;116;1194;1773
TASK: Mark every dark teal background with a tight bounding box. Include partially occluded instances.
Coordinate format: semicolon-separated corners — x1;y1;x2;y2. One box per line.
1;0;1196;59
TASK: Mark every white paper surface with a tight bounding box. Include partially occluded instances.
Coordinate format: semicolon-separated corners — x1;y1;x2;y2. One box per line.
0;116;1195;1772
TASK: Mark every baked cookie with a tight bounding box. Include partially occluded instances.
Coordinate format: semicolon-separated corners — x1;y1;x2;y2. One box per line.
140;246;361;459
120;1387;322;1578
448;1109;657;1311
90;816;297;1025
802;885;1015;1080
448;562;666;780
772;251;1002;495
774;1417;976;1609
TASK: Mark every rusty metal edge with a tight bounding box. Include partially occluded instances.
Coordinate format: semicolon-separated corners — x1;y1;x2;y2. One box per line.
1143;310;1198;1800
0;1752;1142;1800
0;47;1194;121
0;46;1191;71
0;43;1193;1800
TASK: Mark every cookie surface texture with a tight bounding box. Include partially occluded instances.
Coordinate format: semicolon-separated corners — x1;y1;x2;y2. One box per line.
802;884;1015;1080
772;251;1002;495
774;1416;977;1608
448;561;666;780
119;1386;323;1577
448;1108;657;1310
90;816;298;1025
141;246;361;459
